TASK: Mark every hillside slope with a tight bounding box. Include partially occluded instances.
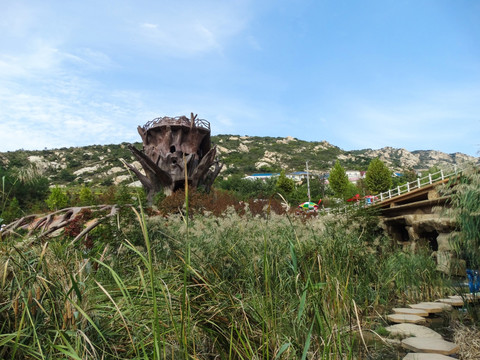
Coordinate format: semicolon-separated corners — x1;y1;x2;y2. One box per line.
0;135;477;187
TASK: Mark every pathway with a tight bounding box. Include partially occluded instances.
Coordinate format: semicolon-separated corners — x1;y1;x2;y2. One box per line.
385;293;479;359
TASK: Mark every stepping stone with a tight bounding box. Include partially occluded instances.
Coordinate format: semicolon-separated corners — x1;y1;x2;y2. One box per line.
387;314;426;324
385;323;443;339
419;302;453;311
393;307;429;317
402;337;459;355
450;294;474;303
409;303;444;314
436;298;464;307
403;353;458;360
461;293;480;302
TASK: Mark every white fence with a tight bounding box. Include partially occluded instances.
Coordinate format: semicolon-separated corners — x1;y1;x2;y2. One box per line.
371;165;460;205
324;165;466;214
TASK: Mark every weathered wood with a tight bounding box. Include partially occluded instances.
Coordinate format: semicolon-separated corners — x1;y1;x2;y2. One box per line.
128;115;222;204
1;205;121;244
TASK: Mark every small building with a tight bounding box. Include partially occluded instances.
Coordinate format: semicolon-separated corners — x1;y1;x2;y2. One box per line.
286;171;310;181
346;170;366;184
244;173;280;181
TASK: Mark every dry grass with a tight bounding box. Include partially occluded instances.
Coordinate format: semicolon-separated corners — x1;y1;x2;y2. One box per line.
452;321;480;360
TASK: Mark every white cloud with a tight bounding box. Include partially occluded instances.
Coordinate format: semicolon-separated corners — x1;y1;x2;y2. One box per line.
337;86;480;154
134;2;251;56
0;74;143;151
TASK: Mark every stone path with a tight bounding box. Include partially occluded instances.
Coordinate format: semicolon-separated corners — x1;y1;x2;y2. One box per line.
403;353;459;360
385;324;443;339
384;292;479;359
402;338;459;355
387;314;427;324
393;308;429;317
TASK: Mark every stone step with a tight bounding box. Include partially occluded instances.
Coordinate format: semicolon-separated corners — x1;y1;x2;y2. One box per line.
409;303;445;314
459;293;480;302
393;308;429;317
419;302;453;311
385;323;443;339
403;353;458;359
449;294;474;303
402;337;459;355
436;298;464;307
387;314;427;324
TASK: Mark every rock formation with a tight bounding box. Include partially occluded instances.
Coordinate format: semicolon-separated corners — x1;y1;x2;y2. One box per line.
126;114;222;204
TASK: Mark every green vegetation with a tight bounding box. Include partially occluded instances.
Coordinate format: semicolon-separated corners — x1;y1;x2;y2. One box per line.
275;170;295;196
46;186;69;211
1;200;451;359
0;138;477;358
329;160;350;199
443;166;480;270
1;165;49;223
365;158;392;194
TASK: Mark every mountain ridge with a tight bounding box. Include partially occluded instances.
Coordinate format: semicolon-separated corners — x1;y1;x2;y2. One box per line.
0;135;477;187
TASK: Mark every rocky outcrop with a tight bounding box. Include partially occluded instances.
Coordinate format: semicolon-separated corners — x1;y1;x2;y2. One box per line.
382;214;465;275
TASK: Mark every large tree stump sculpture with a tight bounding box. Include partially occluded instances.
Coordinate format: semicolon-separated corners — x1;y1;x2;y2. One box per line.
126;113;222;204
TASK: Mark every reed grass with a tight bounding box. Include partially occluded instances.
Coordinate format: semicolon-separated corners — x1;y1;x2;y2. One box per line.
0;201;450;359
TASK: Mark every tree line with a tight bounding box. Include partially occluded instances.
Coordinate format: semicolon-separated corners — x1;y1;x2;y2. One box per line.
1;158;431;224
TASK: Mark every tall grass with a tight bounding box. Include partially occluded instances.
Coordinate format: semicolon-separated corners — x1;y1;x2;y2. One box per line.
0;202;449;359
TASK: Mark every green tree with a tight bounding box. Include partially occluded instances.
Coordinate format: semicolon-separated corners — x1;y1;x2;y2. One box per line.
46;186;69;211
216;175;276;200
329;160;349;198
345;182;360;199
1;197;22;223
78;185;95;206
392;168;418;187
365;158;392;194
275;170;295;196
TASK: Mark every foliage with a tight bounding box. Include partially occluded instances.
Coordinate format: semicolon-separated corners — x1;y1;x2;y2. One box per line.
156;188;286;217
46;186;69;211
55;168;76;182
329;160;349;198
345;182;360;199
365;158;392;194
275;170;295;196
216;174;277;200
444;166;480;270
78;185;96;206
392;168;418;188
0;206;450;359
1;197;22;223
0;165;49;217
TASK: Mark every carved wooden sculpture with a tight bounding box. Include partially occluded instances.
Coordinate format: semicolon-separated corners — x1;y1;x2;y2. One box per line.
126;113;222;204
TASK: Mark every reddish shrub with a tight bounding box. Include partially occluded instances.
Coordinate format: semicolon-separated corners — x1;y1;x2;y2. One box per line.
156;189;286;217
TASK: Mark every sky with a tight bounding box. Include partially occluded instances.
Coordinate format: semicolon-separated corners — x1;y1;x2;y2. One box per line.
1;0;479;156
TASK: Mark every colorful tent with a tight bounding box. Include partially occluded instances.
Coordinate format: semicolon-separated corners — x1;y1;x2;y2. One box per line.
298;202;318;211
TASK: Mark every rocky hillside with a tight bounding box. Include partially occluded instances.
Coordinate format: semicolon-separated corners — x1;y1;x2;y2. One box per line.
0;135;477;187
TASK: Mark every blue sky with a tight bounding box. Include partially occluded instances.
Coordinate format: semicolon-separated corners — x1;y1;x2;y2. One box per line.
1;0;479;156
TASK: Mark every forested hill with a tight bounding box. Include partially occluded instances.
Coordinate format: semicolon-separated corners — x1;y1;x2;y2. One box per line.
0;134;477;188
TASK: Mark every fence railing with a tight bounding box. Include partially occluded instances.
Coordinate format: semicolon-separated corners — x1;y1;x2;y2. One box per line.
323;165;467;214
371;165;460;205
142;116;211;131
